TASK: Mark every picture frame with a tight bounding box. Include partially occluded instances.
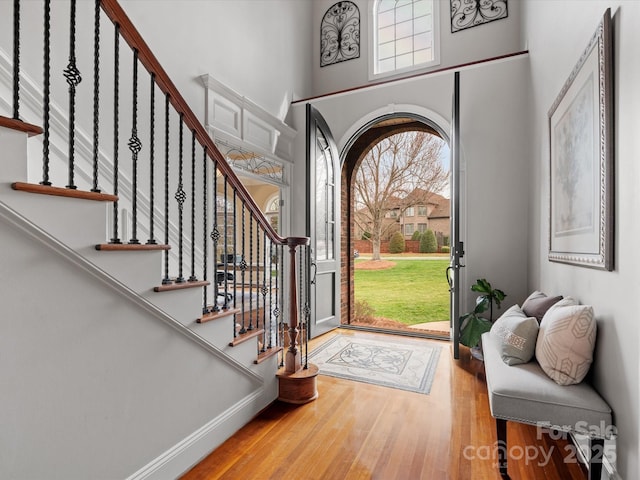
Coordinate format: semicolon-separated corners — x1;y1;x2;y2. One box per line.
548;8;613;271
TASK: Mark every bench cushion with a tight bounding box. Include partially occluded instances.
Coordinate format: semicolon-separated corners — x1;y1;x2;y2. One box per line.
481;332;612;438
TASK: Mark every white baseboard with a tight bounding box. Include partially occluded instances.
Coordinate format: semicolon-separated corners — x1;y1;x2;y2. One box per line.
126;387;270;480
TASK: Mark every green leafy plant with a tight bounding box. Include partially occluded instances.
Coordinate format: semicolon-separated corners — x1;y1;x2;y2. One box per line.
459;278;506;348
411;230;422;241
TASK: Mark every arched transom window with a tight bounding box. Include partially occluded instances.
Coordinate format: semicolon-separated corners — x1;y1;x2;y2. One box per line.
371;0;439;77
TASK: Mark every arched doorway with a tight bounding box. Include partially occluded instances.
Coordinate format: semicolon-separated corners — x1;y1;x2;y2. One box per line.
340;113;450;338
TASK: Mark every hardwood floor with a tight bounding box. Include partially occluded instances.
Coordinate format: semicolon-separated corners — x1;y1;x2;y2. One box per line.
181;329;588;480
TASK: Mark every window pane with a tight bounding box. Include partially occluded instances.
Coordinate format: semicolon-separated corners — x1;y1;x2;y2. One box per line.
396;52;413;69
414;31;432;50
405;224;414;235
396;19;413;39
378;0;396;13
413;14;431;34
396;36;413;56
396;4;413;23
378;57;395;73
378;25;395;44
378;9;395;28
414;0;431;16
414;47;433;65
378;41;395;60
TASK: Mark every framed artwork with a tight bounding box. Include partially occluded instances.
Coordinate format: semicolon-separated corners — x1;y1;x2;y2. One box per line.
548;9;613;270
450;0;508;33
320;1;360;67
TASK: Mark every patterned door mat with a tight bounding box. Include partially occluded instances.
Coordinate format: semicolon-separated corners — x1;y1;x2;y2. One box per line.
308;333;442;394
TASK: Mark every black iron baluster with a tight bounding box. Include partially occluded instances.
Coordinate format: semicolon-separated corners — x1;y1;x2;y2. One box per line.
189;131;197;281
110;24;121;244
12;0;20;120
303;244;311;369
222;176;230;310
210;158;220;312
202;146;209;314
277;244;284;367
299;246;304;361
91;0;100;192
64;0;82;190
147;74;157;245
128;50;142;244
232;189;237;309
41;0;51;186
174;116;186;283
239;203;247;334
248;214;254;331
261;230;268;352
162;94;171;285
268;241;274;349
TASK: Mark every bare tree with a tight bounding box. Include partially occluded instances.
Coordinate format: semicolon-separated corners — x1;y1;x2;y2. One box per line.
354;131;448;260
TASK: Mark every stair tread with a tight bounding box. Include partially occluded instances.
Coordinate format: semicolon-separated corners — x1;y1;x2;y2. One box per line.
0;116;43;136
255;346;283;364
153;280;210;292
197;307;241;324
96;243;171;251
230;328;264;347
12;182;118;202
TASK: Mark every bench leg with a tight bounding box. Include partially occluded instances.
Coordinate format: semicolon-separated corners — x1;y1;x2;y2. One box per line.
496;418;509;479
589;438;604;480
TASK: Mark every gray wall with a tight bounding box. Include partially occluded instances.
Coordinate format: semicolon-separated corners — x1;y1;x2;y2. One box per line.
311;0;523;98
0;204;264;479
290;53;531;323
121;0;313;122
523;2;640;478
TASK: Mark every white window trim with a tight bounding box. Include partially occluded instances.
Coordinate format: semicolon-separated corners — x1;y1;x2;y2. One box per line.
367;0;441;81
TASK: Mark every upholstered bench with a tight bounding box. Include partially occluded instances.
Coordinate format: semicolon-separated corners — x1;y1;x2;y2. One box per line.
482;330;613;479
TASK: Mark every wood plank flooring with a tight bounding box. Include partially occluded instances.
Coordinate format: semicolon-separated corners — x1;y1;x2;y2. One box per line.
181;329;588;480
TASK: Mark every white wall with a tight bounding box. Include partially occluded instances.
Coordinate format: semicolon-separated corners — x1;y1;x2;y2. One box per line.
0;205;266;479
120;0;313;123
0;1;313;126
523;2;640;478
311;0;523;98
290;53;531;319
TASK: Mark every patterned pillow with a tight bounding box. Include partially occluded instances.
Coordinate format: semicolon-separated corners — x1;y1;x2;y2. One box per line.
522;290;563;323
535;297;596;385
490;304;539;365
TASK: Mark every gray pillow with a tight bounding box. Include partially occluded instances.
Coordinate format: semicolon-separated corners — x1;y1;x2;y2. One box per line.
490;304;539;365
522;290;563;323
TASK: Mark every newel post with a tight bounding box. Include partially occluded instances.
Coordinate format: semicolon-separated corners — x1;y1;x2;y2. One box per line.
284;236;307;373
277;236;319;404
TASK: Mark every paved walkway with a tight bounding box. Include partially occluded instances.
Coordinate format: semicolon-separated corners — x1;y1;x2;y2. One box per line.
409;320;450;336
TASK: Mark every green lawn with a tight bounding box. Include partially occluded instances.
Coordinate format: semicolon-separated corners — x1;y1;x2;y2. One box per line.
354;259;450;325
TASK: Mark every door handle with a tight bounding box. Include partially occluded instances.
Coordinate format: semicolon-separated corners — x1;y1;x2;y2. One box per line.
310;261;317;285
446;266;453;288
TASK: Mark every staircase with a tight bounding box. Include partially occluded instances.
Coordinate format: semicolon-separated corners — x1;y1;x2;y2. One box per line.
0;1;312;478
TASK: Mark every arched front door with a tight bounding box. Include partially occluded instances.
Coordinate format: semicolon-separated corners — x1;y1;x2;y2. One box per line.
306;104;341;338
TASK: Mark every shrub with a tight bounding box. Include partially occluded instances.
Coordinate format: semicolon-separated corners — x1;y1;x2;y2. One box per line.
441;246;450;253
420;229;438;253
361;231;372;240
411;230;422;241
354;299;376;324
389;231;406;253
442;235;450;247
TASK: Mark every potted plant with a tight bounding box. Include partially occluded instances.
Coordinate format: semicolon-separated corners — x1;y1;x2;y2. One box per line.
459;278;506;360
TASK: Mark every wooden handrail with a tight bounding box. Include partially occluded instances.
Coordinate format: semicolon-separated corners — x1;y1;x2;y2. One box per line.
99;0;288;245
